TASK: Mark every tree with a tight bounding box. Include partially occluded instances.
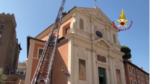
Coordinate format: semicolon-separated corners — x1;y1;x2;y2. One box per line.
0;68;7;84
121;46;132;60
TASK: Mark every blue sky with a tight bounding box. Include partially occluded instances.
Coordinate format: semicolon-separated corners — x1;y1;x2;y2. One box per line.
0;0;149;73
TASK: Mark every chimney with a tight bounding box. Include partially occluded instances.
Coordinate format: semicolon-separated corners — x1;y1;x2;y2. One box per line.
128;59;132;63
141;67;143;70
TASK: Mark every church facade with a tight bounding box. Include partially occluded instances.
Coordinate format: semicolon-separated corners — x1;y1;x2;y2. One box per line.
25;6;126;84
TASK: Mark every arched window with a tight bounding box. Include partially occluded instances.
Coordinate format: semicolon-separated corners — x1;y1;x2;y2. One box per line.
79;19;84;30
113;34;116;43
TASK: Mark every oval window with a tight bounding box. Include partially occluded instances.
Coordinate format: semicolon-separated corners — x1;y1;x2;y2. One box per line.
96;31;103;38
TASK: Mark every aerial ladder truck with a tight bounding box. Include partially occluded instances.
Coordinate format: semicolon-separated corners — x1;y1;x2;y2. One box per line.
31;0;66;84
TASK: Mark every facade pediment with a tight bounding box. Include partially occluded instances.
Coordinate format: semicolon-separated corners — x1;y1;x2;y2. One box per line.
77;7;112;25
94;38;113;49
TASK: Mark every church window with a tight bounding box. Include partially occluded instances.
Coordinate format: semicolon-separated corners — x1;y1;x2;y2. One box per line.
66;27;70;34
129;66;131;72
79;19;84;30
38;48;43;58
136;70;138;76
79;59;86;80
116;69;121;84
113;34;116;43
96;31;103;38
133;68;135;74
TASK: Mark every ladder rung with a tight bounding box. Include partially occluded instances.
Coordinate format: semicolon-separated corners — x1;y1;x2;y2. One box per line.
41;65;49;68
42;64;48;68
40;72;48;75
45;58;51;60
39;75;47;79
43;60;50;63
41;64;49;67
41;64;49;66
40;69;48;72
41;66;49;69
40;68;48;71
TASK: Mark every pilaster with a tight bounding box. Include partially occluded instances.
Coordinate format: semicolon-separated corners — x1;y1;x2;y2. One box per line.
92;50;97;84
106;68;110;84
112;58;117;84
108;49;115;84
68;37;73;84
120;60;126;84
86;48;93;84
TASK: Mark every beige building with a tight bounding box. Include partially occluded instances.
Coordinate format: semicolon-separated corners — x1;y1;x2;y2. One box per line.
17;62;26;75
25;6;126;84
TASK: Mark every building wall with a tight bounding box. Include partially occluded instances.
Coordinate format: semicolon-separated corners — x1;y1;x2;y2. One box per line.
66;7;126;84
26;7;149;84
51;40;69;84
41;17;73;41
0;13;18;73
124;61;149;84
25;39;69;84
68;35;126;84
15;43;22;72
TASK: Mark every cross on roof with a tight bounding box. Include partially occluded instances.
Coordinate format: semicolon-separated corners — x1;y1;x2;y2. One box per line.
94;0;97;6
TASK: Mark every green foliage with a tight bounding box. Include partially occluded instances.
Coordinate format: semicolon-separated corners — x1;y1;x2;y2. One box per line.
121;46;132;60
0;68;7;84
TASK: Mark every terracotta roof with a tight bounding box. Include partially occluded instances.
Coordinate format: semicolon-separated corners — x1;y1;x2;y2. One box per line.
124;60;149;75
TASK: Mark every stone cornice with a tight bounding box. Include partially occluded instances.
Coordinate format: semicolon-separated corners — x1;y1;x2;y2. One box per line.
65;33;92;44
96;61;109;68
109;48;124;56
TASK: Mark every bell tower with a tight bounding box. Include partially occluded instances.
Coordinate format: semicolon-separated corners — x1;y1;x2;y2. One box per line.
0;13;17;74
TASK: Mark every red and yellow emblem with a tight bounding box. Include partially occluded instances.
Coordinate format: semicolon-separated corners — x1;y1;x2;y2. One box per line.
117;9;128;27
112;9;133;31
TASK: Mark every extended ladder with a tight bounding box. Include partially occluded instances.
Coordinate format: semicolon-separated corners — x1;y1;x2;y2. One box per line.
31;0;66;84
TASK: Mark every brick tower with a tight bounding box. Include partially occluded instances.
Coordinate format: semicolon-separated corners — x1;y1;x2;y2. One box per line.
0;13;21;74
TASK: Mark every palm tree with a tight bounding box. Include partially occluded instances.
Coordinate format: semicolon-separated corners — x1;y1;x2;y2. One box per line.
0;68;7;84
